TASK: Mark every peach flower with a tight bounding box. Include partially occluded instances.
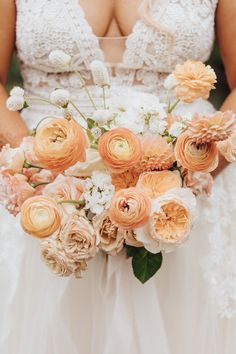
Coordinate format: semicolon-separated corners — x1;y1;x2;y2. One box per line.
137;134;175;173
20;136;40;165
124;230;143;248
41;237;73;277
20;196;62;238
29;169;55;185
0;145;24;174
135;188;196;253
34;118;87;173
59;214;98;260
109;187;151;230
187;111;236;144
173;60;217;103
111;168;139;191
0;172;35;216
98;128;141;173
137;171;182;198
183;170;213;196
43;174;84;202
174;132;219;172
218;130;236;163
93;212;124;255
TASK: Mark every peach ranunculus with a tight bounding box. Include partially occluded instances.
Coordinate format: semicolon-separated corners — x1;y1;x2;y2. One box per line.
0;172;35;216
187;111;236;144
93;212;124;255
41;236;88;278
135;188;196;253
20;196;62;238
34;118;87;173
65;148;106;177
59;213;99;260
111;168;140;191
218;130;236;163
137;171;182;199
109;187;151;230
174;132;219;172
137;134;175;173
98;128;141;173
43;174;84;202
173;60;217;103
0;145;25;174
183;170;213;196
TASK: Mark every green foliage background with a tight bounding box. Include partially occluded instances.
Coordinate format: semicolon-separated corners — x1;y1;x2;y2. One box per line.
7;44;229;109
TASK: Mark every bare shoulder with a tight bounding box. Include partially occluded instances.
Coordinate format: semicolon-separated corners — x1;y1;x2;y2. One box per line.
0;0;16;84
216;0;236;89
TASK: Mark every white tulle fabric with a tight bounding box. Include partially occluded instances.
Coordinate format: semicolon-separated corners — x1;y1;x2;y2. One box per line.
1;0;236;353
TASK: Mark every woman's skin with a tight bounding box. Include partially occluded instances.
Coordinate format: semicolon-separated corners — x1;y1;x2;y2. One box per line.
0;0;234;175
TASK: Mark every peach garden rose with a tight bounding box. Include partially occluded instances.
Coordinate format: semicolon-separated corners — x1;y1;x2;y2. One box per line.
98;128;141;173
20;196;62;238
109;187;151;230
174;132;219;172
137;170;182;199
34;117;87;173
218;130;236;163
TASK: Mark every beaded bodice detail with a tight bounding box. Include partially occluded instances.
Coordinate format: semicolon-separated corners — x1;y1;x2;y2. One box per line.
16;0;218;98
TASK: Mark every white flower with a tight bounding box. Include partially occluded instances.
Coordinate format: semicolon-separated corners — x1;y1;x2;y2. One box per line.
65;148;106;177
92;109;114;125
50;89;70;107
84;171;115;215
164;74;178;90
90;60;110;87
91;127;102;139
10;86;25;97
49;50;71;67
149;116;167;134
6;95;25;111
169;121;186;137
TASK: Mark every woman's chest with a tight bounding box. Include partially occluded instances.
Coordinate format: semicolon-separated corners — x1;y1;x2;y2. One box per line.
16;0;218;73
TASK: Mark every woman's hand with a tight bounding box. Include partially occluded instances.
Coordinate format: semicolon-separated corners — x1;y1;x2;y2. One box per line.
0;0;28;148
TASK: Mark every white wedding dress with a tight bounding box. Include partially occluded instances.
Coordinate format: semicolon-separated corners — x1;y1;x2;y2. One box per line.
1;0;236;353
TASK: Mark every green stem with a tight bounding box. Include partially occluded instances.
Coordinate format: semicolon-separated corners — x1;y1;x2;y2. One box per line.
23;161;43;170
69;100;87;122
168;99;180;114
58;199;85;205
25;96;62;110
30;182;50;188
74;70;97;110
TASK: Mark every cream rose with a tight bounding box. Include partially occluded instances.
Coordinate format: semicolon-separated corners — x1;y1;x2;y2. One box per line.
59;214;98;260
93;212;124;255
135;188;196;253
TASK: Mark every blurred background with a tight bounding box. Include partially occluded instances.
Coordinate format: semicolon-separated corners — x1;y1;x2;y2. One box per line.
7;44;230;109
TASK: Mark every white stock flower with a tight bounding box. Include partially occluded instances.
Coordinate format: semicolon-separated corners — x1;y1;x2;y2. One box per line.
6;95;25;111
169;121;186;137
90;60;110;87
92;109;114;125
49;50;71;67
10;86;25;97
164;74;178;90
84;171;115;215
50;89;70;107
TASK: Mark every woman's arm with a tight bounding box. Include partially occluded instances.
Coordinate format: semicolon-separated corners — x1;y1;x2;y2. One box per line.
212;0;236;177
0;0;28;148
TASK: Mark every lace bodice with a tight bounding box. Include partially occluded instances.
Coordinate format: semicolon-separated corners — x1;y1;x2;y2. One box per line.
16;0;218;99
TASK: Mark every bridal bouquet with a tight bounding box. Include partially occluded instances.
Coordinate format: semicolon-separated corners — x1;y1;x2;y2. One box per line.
1;52;236;283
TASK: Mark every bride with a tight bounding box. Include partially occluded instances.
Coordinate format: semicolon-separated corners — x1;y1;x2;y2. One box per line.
1;0;236;353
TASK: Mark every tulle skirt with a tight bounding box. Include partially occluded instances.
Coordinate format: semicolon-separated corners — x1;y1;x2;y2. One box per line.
1;95;236;354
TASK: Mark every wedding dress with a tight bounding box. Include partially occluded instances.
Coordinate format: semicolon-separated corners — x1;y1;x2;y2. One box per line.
1;0;236;353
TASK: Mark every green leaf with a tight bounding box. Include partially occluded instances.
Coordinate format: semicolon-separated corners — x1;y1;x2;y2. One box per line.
87;118;95;130
131;248;163;284
126;245;138;258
